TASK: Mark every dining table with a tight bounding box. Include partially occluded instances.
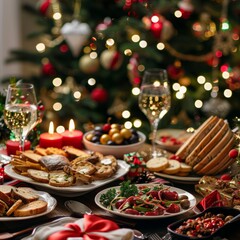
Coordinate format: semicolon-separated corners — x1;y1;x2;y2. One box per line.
0;177;239;240
0;143;240;240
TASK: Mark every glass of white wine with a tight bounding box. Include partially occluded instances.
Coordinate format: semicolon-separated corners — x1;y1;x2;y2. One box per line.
138;69;171;157
4;82;38;152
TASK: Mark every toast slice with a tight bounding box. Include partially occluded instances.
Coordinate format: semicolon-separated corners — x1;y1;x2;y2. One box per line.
0;185;16;196
13;200;47;217
12;187;39;203
21;151;42;163
49;170;75;187
27;169;49;183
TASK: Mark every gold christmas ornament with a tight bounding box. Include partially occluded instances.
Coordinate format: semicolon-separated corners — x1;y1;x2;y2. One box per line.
192;13;216;40
79;54;100;74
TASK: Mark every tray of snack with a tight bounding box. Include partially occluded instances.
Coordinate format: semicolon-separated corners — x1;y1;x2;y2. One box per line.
4;146;130;197
146;116;236;183
0;185;56;221
155;129;192;153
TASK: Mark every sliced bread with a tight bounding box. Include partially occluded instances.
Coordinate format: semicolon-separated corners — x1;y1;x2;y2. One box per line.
27;169;49;183
13;200;47;217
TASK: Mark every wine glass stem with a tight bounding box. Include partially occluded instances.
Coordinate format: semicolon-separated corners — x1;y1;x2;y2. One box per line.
19;136;25;152
151;119;160;157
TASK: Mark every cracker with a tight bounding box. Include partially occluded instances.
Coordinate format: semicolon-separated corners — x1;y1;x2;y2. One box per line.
146;157;169;172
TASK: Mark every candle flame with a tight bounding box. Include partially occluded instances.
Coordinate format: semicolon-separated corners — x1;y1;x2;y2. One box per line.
69;119;75;132
48;121;54;134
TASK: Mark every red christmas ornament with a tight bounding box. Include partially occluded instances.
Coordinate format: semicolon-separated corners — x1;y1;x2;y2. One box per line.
178;0;194;19
128;53;141;86
38;0;51;15
91;88;108;103
42;62;56;76
167;63;185;80
226;66;240;90
59;44;69;53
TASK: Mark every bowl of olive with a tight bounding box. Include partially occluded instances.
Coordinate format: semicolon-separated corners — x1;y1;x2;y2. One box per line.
83;123;146;158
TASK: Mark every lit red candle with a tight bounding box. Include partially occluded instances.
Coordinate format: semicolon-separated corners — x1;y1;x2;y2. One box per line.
61;119;83;149
39;121;63;148
6;140;31;156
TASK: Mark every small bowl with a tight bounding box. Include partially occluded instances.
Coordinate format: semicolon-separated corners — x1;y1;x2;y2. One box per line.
83;131;146;159
167;206;240;240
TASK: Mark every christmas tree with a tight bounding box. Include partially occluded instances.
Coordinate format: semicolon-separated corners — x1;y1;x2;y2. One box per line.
2;0;240;140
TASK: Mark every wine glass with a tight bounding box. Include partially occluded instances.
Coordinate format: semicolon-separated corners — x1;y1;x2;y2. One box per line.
138;68;171;157
4;82;38;152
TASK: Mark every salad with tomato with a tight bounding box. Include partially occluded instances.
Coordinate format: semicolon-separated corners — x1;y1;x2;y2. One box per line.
99;181;191;216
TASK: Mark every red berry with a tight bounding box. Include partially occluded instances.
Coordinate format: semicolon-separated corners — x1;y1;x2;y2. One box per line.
102;123;111;133
220;174;232;181
228;149;239;159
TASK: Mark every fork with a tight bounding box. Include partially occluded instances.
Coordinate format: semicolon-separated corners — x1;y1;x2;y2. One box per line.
147;233;163;240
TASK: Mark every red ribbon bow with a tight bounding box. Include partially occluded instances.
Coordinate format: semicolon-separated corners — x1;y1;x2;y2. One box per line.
47;214;119;240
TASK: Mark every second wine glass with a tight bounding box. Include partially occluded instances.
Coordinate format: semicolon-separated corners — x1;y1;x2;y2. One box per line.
138;68;171;157
4;82;38;152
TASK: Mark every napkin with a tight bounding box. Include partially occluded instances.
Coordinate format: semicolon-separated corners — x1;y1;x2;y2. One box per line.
32;214;134;240
196;190;223;212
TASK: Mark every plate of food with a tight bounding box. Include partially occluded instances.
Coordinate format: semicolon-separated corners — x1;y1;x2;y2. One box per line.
95;181;196;219
0;185;56;221
4;159;130;197
155;129;192;152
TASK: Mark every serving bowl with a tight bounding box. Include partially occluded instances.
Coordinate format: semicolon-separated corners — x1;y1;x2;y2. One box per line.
83;131;146;159
167;206;240;240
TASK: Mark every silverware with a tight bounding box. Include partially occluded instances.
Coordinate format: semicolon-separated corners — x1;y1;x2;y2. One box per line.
0;227;34;240
64;200;136;228
0;216;64;240
148;233;163;240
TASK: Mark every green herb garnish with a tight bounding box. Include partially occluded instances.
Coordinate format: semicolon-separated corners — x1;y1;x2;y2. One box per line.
119;180;138;198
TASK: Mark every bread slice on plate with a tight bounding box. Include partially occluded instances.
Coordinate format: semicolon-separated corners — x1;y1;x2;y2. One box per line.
12;187;39;203
27;169;49;183
13;200;47;217
49;170;75;187
185;117;225;165
176;115;218;160
0;185;16;196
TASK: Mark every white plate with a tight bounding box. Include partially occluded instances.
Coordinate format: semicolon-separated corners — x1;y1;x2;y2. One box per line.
95;183;196;220
155;129;192;152
5;160;130;197
154;172;201;184
0;189;57;221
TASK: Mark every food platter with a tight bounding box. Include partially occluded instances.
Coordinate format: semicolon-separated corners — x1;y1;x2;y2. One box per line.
154;172;201;184
4;160;130;197
155;129;192;152
0;190;56;221
95;183;196;220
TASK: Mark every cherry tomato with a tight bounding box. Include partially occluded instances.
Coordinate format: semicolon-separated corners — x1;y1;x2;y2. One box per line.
124;209;140;215
115;198;126;209
161;190;179;201
220;173;232;181
147;190;159;199
166;203;180;213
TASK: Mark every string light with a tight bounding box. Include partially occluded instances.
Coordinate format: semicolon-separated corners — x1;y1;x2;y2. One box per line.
132;87;140;95
224;89;232;98
197;76;206;84
53;102;62;111
133;119;142;128
124;121;132;129
132;34;140;42
157;42;165;50
88;78;96;86
139;40;147;48
36;43;45;52
56;125;65;133
52;77;62;87
195;100;203;108
122;110;131;119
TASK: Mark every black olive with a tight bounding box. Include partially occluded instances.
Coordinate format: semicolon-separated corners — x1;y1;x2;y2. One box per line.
180;199;190;209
